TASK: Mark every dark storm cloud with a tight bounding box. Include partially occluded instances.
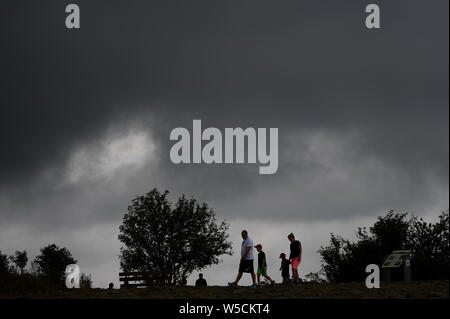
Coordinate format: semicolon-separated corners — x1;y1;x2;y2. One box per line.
0;0;447;288
0;0;448;227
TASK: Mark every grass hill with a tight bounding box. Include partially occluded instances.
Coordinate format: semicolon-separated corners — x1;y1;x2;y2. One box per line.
1;280;448;299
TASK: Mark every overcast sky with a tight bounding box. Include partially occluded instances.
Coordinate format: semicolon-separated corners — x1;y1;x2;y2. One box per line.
1;0;448;287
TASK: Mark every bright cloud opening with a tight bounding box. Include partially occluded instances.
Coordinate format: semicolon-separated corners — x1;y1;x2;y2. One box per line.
66;129;155;184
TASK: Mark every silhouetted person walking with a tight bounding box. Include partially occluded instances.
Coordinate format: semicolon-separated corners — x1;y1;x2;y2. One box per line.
279;253;290;284
228;230;257;288
195;274;207;286
288;232;302;284
255;244;275;286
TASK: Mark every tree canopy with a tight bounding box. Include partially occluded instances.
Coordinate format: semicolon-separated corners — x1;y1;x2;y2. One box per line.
0;250;10;274
318;210;449;282
33;244;77;283
118;188;233;285
10;250;28;274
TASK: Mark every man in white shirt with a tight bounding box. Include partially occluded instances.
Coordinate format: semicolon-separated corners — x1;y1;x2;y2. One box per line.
228;230;257;288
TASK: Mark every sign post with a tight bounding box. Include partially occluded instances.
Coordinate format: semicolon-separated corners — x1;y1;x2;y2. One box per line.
381;250;411;282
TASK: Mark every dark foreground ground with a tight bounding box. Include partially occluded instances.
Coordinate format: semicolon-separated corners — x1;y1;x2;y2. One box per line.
1;280;448;299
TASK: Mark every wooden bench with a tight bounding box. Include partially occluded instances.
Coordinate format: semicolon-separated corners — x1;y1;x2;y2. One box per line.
119;271;171;288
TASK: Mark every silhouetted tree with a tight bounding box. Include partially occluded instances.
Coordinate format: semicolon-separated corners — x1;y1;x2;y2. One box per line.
318;210;449;282
317;234;349;282
0;250;10;274
80;273;93;288
33;244;77;283
9;250;28;274
370;211;409;257
407;211;449;280
118;188;233;285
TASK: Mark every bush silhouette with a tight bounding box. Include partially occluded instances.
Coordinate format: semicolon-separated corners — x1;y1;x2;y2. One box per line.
33;244;77;284
318;210;449;282
10;250;28;274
